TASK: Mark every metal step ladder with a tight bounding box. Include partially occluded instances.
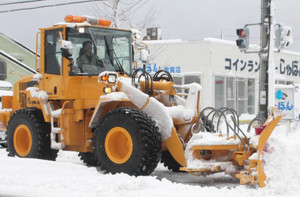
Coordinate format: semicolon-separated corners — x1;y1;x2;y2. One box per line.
48;103;64;150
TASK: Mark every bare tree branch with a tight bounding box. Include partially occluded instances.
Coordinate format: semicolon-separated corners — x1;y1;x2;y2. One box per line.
90;0;159;33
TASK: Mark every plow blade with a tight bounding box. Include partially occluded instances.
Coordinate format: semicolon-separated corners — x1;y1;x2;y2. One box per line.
236;115;282;187
256;115;282;187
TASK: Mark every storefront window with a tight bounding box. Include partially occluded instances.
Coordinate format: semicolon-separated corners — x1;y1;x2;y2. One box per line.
237;78;247;115
215;76;224;109
215;76;255;115
226;77;236;109
173;76;182;85
248;78;255;114
184;75;201;84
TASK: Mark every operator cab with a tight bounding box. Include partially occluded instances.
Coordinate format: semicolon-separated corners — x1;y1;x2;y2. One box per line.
44;16;133;78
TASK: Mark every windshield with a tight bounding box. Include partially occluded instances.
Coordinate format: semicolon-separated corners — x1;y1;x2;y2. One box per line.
67;26;132;76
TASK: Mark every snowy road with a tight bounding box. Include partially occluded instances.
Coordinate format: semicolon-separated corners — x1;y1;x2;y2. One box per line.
0;123;299;197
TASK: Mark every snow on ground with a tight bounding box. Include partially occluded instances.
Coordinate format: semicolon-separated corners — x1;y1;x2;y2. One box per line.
0;121;299;197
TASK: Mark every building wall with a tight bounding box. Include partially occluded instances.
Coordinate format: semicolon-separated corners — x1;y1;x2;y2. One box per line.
143;39;300;115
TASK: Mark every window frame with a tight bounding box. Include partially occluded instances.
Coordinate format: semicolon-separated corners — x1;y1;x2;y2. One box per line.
215;75;256;115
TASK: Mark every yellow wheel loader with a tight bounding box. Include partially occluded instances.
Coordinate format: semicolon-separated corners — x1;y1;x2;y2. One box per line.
0;15;282;187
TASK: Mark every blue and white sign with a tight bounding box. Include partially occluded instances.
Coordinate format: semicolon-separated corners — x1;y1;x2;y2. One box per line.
135;58;182;74
275;85;294;120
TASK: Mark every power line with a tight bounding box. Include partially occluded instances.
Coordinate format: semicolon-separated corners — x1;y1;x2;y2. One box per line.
0;0;104;14
0;0;48;6
121;0;143;15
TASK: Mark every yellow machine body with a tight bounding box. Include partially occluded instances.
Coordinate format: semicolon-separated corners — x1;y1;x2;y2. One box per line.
0;25;132;152
0;17;282;188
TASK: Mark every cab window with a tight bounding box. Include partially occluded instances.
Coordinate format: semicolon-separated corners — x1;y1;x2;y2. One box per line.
45;29;62;75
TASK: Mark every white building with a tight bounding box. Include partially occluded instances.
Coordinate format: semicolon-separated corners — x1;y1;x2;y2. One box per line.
141;38;300;116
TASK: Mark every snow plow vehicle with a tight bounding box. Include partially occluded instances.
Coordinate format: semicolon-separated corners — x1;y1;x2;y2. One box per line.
0;15;282;188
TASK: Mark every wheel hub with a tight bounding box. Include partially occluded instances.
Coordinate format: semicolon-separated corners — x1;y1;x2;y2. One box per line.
13;124;32;157
105;127;133;164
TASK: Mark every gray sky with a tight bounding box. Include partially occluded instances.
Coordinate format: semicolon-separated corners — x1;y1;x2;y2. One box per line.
0;0;299;51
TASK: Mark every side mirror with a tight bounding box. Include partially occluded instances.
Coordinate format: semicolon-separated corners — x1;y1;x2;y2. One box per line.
140;48;150;63
61;40;73;58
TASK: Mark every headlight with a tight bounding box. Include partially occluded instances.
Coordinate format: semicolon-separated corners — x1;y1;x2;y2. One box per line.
98;72;118;83
103;87;112;94
108;74;117;83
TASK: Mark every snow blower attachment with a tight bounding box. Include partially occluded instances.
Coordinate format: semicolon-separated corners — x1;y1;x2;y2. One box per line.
182;107;282;188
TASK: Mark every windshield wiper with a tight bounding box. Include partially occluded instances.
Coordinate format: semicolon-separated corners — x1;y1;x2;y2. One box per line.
104;36;124;75
112;49;124;75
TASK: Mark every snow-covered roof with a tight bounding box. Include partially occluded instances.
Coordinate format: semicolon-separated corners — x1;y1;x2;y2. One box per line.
145;37;300;55
172;72;203;77
0;80;12;88
280;49;300;56
204;38;236;46
144;39;184;45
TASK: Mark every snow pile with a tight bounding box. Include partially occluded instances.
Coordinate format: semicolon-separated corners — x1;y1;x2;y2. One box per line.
262;123;300;195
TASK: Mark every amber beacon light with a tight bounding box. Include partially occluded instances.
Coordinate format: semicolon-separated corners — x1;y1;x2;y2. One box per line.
65;15;111;27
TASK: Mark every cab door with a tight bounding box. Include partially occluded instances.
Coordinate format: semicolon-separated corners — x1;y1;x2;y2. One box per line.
40;28;63;98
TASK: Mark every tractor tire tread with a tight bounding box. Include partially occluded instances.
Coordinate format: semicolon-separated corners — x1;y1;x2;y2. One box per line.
161;151;183;172
6;108;58;160
78;152;98;166
93;107;161;176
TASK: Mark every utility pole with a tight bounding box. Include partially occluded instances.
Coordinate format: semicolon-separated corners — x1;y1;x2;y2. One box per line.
259;0;272;118
237;0;291;119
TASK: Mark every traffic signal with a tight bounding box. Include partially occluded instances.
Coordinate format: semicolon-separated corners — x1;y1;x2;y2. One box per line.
275;25;293;50
236;28;249;50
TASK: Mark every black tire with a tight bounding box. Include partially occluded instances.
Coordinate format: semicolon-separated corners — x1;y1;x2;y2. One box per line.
0;143;7;148
93;107;161;176
161;151;183;172
7;108;58;160
78;152;98;166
